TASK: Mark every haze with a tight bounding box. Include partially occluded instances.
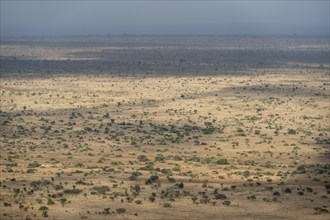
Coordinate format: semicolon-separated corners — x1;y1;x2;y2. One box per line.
1;1;329;36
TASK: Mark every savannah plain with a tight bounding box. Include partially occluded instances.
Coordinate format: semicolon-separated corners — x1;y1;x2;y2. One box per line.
0;36;329;219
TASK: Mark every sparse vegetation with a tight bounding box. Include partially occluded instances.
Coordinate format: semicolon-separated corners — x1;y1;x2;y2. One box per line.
0;35;329;220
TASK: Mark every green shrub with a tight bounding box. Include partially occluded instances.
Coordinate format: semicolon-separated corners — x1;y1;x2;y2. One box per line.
27;161;41;168
63;189;82;195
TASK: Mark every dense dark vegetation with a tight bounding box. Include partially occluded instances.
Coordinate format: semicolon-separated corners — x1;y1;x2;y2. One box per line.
1;35;328;76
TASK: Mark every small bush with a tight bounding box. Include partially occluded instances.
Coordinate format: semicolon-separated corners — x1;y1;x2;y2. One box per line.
163;203;171;208
145;175;159;185
287;129;297;135
116;208;126;214
27;161;41;168
103;208;110;214
92;185;110;194
137;155;148;162
47;198;55;205
215;194;227;200
63;189;82;195
216;158;229;165
39;206;49;211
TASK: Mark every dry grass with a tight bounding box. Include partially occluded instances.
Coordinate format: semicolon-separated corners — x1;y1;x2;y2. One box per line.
0;68;329;219
1;35;329;219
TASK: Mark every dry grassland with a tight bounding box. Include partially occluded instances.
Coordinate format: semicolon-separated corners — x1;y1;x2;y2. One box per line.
1;36;329;219
0;68;329;219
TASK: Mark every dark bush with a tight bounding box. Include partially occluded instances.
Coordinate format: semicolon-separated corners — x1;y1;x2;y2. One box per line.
215;194;227;200
116;208;126;214
216;158;229;165
284;188;292;193
63;189;82;195
92;185;110;194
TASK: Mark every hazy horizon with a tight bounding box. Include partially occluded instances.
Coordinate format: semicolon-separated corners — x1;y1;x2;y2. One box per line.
1;1;329;37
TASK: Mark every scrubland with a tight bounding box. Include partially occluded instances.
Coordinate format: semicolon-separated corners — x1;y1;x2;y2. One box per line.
0;36;329;219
